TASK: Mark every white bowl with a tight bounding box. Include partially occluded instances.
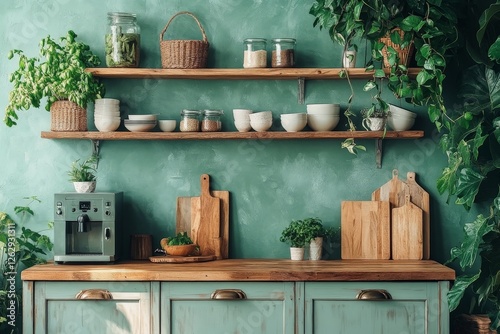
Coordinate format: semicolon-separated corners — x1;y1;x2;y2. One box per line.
307;114;340;131
124;122;156;132
306;104;340;115
128;114;158;121
233;109;253;120
249;111;272;121
94;118;120;132
250;119;272;132
387;114;415;131
389;104;417;119
234;121;252;132
95;111;120;117
281;117;307;132
158;120;176;132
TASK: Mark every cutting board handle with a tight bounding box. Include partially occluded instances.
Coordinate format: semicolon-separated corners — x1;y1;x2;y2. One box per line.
392;169;399;179
407;171;416;183
200;174;212;197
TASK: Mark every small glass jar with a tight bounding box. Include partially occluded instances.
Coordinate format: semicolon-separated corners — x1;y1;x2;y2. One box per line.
201;110;223;132
106;12;141;68
243;38;267;68
271;38;296;68
179;110;201;132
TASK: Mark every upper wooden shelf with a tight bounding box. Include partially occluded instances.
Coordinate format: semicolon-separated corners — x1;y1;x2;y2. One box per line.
86;67;421;80
41;130;424;140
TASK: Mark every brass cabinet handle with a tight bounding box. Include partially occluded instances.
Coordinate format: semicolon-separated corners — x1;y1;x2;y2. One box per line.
211;289;247;300
75;289;113;300
356;289;392;300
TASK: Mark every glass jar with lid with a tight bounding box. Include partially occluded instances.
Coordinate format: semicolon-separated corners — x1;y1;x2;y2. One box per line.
201;110;224;132
180;110;201;132
106;12;141;67
271;38;296;68
243;38;267;68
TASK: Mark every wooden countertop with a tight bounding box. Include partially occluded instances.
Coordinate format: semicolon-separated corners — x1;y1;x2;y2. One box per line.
21;259;455;282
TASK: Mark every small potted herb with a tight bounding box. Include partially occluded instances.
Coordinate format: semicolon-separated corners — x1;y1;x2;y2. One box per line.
361;107;387;131
4;30;105;130
280;218;325;260
67;155;98;193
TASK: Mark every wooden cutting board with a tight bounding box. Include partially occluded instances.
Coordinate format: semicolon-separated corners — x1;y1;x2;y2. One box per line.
149;255;217;263
341;201;391;259
391;194;423;260
175;174;229;259
372;169;408;208
406;172;430;259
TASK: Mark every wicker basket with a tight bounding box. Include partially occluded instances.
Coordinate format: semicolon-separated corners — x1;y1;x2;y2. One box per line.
455;314;497;334
159;11;209;69
379;28;414;68
50;100;87;131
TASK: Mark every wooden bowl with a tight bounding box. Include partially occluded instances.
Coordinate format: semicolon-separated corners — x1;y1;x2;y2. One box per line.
164;244;197;256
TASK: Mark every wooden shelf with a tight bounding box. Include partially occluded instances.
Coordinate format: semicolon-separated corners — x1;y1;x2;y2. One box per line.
86;67;420;80
41;130;423;140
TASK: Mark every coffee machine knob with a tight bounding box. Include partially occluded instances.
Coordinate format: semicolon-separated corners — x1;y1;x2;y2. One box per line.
105;210;112;216
56;208;63;215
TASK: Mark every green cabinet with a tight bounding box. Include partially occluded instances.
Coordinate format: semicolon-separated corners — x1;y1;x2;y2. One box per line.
303;281;450;334
26;281;152;334
160;282;295;334
23;278;450;334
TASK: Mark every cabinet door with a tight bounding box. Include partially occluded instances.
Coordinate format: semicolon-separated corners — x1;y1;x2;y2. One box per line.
160;282;295;334
32;281;152;334
304;281;449;334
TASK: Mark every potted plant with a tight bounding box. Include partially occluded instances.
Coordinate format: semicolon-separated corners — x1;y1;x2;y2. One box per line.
280;217;325;260
67;155;98;193
0;196;53;334
159;232;198;256
361;107;387;131
302;218;326;260
4;30;105;130
310;0;459;151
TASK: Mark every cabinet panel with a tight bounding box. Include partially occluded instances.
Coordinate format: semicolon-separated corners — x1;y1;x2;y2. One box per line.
32;281;152;334
304;281;449;334
160;282;295;334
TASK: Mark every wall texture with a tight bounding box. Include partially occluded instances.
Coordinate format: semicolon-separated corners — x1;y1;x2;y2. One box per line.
0;0;479;263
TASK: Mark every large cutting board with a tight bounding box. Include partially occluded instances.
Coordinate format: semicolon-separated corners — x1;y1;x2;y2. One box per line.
406;172;430;259
341;201;391;259
372;169;408;208
176;174;229;259
391;194;423;260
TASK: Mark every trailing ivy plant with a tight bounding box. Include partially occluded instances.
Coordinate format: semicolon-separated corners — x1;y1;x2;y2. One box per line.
0;196;53;334
310;0;460;150
4;30;105;127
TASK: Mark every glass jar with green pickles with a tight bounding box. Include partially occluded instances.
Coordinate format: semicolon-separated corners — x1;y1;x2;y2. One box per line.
105;12;140;67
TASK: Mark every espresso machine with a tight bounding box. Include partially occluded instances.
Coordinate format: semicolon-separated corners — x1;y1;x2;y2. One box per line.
53;192;123;264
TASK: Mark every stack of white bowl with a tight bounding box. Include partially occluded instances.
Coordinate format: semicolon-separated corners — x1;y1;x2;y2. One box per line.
124;114;158;132
306;104;340;131
249;111;273;132
94;98;121;132
280;113;307;132
388;104;417;131
233;109;253;132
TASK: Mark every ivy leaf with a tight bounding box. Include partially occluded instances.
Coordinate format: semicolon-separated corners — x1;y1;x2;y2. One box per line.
416;70;432;85
455;168;485;209
419;44;432;58
427;104;441;123
400;15;423;32
363;80;377;91
447;273;480;312
472;126;488;160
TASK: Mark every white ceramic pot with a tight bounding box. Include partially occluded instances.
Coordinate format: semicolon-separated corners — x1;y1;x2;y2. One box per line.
73;181;96;193
362;117;386;131
290;247;305;260
309;237;323;260
342;50;357;68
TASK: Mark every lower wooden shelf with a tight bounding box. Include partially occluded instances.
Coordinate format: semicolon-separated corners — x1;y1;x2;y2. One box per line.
40;130;424;168
41;130;423;140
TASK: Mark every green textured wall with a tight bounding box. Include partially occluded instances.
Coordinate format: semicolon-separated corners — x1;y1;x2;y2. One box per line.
0;0;478;263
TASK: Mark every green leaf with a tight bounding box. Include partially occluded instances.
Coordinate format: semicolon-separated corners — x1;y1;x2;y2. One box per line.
400;15;423;32
428;104;441;123
447;273;480;311
455;168;485;209
488;37;500;63
416;70;432;86
373;69;386;78
363;81;377;91
419;44;432;58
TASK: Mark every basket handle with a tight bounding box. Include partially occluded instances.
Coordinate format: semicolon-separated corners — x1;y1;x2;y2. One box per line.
160;11;208;43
